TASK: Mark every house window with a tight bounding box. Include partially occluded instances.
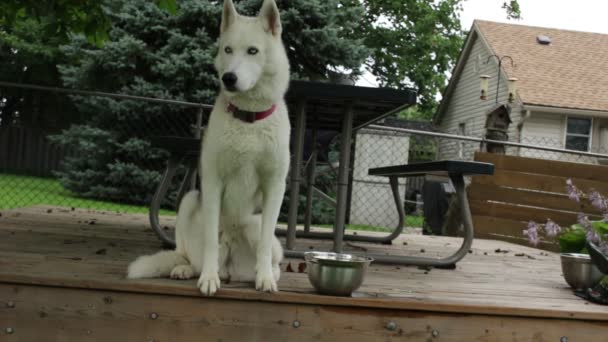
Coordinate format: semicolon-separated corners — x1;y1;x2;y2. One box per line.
565;117;592;152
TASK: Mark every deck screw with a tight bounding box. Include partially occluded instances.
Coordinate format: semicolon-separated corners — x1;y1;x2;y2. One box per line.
432;330;439;337
149;312;159;320
560;337;568;342
5;327;14;334
292;320;301;328
6;301;14;308
385;321;397;331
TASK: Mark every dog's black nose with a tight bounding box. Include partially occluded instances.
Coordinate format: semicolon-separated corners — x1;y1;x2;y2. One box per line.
222;72;238;88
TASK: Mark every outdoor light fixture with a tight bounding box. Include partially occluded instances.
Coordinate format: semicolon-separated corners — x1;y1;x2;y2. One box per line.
507;77;518;103
479;55;515;104
480;75;490;100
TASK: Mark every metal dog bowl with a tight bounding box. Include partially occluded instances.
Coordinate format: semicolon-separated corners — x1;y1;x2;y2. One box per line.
560;253;603;290
304;251;373;296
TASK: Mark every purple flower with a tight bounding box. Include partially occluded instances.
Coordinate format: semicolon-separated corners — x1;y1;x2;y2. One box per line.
589;191;607;211
568;190;581;202
577;213;592;230
523;221;540;246
566;178;581;202
586;228;601;244
544;219;561;237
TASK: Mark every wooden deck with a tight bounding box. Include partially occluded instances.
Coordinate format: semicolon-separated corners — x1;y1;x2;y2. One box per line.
1;205;607;341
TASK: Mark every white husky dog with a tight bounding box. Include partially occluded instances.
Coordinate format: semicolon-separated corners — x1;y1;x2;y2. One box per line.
127;0;289;296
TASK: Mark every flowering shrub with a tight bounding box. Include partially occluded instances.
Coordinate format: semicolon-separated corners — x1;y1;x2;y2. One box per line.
524;179;608;254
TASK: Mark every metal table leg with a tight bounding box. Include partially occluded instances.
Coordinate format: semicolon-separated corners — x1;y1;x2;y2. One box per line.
176;157;198;207
150;156;180;247
333;102;354;253
277;105;404;245
286;100;306;250
304;125;318;233
285;173;474;266
277;175;405;244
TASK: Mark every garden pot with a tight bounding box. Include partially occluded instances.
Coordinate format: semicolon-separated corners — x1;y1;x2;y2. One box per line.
560;253;603;290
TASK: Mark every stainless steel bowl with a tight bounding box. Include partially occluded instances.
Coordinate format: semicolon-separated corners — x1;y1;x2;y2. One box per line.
304;251;373;296
560;253;603;290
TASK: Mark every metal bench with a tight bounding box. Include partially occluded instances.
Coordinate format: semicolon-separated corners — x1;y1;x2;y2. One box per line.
365;160;494;266
149;135;494;267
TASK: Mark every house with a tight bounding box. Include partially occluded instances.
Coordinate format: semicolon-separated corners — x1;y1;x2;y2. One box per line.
434;20;608;163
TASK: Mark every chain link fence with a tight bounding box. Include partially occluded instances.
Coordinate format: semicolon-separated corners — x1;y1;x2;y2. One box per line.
3;83;608;236
435;126;608;164
0;83;206;215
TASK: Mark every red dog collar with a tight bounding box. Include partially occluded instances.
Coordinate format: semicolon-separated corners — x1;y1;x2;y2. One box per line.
227;103;276;123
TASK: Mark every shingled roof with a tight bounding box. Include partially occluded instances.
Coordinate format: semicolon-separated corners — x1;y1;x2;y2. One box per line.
476;20;608;112
435;20;608;123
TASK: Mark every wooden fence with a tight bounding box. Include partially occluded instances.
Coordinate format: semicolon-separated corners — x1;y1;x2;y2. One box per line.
468;152;608;251
0;126;73;177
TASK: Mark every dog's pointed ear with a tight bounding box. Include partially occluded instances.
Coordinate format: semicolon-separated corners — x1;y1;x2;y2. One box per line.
221;0;238;33
259;0;282;37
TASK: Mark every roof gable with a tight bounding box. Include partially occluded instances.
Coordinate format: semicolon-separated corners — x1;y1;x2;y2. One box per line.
476;20;608;112
436;20;608;123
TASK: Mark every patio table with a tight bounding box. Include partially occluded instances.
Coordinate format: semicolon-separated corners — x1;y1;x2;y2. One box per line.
280;80;417;253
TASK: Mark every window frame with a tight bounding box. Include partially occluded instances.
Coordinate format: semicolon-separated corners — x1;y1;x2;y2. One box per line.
564;115;593;152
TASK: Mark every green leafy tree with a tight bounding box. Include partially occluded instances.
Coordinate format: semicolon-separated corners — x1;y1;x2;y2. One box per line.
0;0;174;128
502;0;522;20
51;0;369;206
0;0;177;46
352;0;521;120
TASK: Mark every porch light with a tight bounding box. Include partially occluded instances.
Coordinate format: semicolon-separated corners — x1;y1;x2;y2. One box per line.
480;75;490;100
508;77;518;103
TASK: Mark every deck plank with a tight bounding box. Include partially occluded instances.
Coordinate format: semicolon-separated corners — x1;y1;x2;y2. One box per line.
0;205;606;322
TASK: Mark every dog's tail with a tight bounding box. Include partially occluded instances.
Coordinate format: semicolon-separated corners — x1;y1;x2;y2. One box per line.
127;190;201;279
127;250;188;279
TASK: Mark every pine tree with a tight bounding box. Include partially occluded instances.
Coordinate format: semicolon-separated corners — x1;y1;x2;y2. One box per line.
51;0;369;206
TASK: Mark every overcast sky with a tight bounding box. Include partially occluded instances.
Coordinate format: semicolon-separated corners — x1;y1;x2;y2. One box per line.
358;0;608;86
461;0;608;34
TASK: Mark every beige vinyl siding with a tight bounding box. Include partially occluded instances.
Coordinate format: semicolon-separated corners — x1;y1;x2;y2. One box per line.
517;111;608;164
519;112;594;163
592;118;608;154
520;112;564;159
438;33;522;160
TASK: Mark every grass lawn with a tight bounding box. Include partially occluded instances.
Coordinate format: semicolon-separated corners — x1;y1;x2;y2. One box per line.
1;173;424;230
0;173;175;215
316;214;424;232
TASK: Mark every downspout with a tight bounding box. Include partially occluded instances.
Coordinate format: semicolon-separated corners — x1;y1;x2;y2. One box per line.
517;109;531;133
515;109;531;154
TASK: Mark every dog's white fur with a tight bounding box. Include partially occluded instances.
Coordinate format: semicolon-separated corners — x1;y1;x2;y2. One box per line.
127;0;290;296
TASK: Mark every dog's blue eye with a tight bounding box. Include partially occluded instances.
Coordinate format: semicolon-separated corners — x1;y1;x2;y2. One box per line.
247;47;259;55
224;46;233;54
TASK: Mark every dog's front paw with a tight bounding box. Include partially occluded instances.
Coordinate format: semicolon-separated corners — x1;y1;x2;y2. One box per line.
197;272;221;296
255;269;278;292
